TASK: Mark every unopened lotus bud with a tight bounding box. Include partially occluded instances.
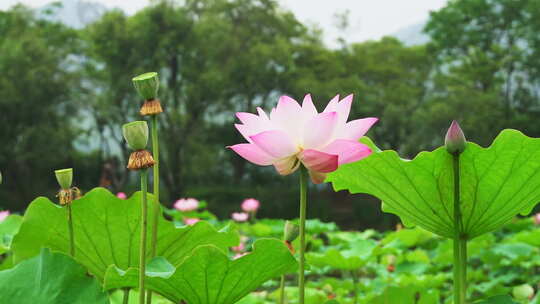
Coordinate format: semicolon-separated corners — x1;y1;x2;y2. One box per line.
445;120;466;155
512;284;534;300
284;220;300;242
122;121;149;150
55;168;73;190
133;72;159;100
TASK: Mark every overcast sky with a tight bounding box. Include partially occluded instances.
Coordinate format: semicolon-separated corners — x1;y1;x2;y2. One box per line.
1;0;448;43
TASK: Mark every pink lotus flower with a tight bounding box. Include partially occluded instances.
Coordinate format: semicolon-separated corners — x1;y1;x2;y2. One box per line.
241;198;260;212
184;218;200;225
232;212;249;222
229;94;377;183
232;242;245;253
534;213;540;225
116;192;127;199
174;198;199;212
0;210;9;222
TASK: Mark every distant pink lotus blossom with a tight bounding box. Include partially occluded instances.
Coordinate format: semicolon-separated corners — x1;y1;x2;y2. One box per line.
232;242;245;253
174;198;199;212
116;192;127;199
232;212;249;222
229;94;377;183
241;198;260;212
534;213;540;225
184;218;200;225
0;210;9;222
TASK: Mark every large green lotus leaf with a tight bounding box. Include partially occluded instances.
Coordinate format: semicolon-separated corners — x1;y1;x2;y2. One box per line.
11;187;238;281
0;214;22;254
0;248;108;304
103;238;298;304
328;130;540;239
474;295;518;304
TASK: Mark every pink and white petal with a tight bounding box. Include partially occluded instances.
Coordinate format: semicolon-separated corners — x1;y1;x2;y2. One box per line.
250;130;298;158
299;149;338;173
308;170;327;184
236;112;259;125
336;94;353;125
256;107;269;120
235;124;255;142
323;95;340;113
301;94;318;119
273;96;302;118
343;117;379;140
322;139;372;165
273;156;300;175
270;96;303;141
303;111;338;149
229;143;275;166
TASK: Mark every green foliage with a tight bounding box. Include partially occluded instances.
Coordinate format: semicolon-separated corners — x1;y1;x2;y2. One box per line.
329;130;540;239
11;188;238;281
307;239;376;270
0;6;83;210
103;239;297;304
0;214;22;254
0;248;108;304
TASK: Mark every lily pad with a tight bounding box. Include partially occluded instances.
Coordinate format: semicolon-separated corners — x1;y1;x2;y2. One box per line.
328;130;540;239
103;238;297;304
11;187;238;281
307;239;377;270
0;248;108;304
474;295;519;304
0;214;22;254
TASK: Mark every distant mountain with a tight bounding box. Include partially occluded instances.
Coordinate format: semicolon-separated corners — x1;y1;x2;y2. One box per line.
38;0;107;28
391;20;430;46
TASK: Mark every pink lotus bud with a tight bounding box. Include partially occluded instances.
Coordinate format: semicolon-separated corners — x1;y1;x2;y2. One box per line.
0;210;9;222
231;212;249;222
116;192;127;199
174;198;199;212
533;213;540;225
241;198;260;212
284;220;300;242
184;218;200;225
232;242;245;253
445;120;466;154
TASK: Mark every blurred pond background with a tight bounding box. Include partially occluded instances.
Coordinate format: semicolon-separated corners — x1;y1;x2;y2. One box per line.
1;0;538;230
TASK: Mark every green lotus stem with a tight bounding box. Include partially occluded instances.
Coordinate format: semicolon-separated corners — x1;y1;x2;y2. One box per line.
67;204;75;257
139;169;149;304
122;288;130;304
351;270;359;304
279;275;286;304
298;165;308;304
147;115;160;304
452;154;467;304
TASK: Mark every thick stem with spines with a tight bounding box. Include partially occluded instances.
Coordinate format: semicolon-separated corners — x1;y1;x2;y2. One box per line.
298;165;308;304
139;169;149;304
452;154;467;304
147;115;160;304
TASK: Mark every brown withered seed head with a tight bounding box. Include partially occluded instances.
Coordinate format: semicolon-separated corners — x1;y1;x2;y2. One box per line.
127;150;155;170
57;188;73;205
139;99;163;116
